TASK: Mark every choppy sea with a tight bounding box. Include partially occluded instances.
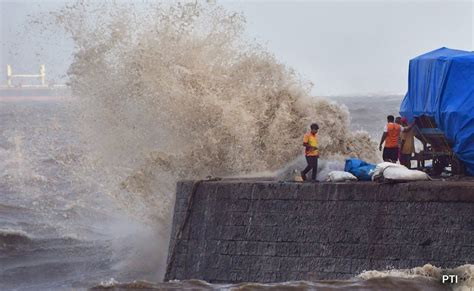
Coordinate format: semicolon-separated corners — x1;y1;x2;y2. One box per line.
1;92;471;290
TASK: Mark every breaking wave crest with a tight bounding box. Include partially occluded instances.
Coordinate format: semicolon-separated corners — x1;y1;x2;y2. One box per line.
36;1;379;280
358;264;474;291
0;228;32;244
50;1;377;223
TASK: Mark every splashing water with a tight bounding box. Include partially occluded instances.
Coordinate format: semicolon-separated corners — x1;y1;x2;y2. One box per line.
358;264;474;291
28;1;381;283
51;0;377;219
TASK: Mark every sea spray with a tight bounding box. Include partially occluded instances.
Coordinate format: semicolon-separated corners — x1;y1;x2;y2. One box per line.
39;1;379;280
358;264;474;291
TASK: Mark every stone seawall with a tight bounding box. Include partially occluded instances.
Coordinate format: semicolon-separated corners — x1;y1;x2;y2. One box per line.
165;180;474;283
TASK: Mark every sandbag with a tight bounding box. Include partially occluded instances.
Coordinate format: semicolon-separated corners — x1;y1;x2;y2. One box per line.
384;167;430;181
344;159;366;170
372;162;430;182
344;158;376;181
372;162;402;180
327;171;358;182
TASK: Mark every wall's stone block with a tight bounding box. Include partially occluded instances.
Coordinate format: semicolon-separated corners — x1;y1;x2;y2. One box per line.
165;180;474;283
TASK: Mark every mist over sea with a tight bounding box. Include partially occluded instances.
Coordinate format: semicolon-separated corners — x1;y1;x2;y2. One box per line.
0;95;167;289
328;95;403;139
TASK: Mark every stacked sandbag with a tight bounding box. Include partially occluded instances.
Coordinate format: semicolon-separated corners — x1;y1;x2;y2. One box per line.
344;158;376;181
327;171;358;182
372;162;431;182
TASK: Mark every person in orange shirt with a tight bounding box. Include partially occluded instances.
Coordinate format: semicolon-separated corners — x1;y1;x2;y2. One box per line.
379;115;414;163
301;123;320;182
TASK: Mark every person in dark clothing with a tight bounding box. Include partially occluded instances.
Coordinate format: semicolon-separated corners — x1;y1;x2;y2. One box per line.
301;123;320;182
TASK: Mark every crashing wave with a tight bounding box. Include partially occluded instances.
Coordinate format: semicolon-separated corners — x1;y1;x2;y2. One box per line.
44;1;378;225
0;228;33;244
31;1;380;280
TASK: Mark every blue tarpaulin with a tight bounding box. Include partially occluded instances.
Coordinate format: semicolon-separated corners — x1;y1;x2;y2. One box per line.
400;47;474;175
344;159;376;181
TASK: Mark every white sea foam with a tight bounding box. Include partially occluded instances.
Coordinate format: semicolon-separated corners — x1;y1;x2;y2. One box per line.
358;264;474;291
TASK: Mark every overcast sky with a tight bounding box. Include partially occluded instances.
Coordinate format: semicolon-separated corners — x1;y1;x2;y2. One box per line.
1;0;473;96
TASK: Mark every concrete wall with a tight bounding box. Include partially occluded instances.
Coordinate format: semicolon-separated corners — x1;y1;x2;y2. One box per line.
165;180;474;283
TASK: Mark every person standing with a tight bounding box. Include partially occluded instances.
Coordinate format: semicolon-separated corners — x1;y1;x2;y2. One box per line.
399;117;416;168
395;116;402;160
301;123;319;182
379;115;414;163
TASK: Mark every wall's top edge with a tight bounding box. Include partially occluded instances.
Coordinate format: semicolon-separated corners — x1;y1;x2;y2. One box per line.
176;180;474;203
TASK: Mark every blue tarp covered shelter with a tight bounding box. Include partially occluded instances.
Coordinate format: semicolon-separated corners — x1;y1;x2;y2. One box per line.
400;47;474;175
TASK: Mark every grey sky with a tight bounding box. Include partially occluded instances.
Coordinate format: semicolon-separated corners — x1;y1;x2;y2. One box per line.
1;0;473;95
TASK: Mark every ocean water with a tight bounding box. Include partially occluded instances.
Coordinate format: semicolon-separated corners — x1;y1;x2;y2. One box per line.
0;98;161;290
1;94;472;291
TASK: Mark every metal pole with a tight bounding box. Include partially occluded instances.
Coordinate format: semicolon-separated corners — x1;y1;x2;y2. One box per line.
40;64;45;86
7;64;12;87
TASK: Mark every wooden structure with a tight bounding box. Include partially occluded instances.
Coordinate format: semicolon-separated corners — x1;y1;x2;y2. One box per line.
413;115;465;175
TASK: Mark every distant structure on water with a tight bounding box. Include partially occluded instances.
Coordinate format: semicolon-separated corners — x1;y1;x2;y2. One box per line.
2;64;67;89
